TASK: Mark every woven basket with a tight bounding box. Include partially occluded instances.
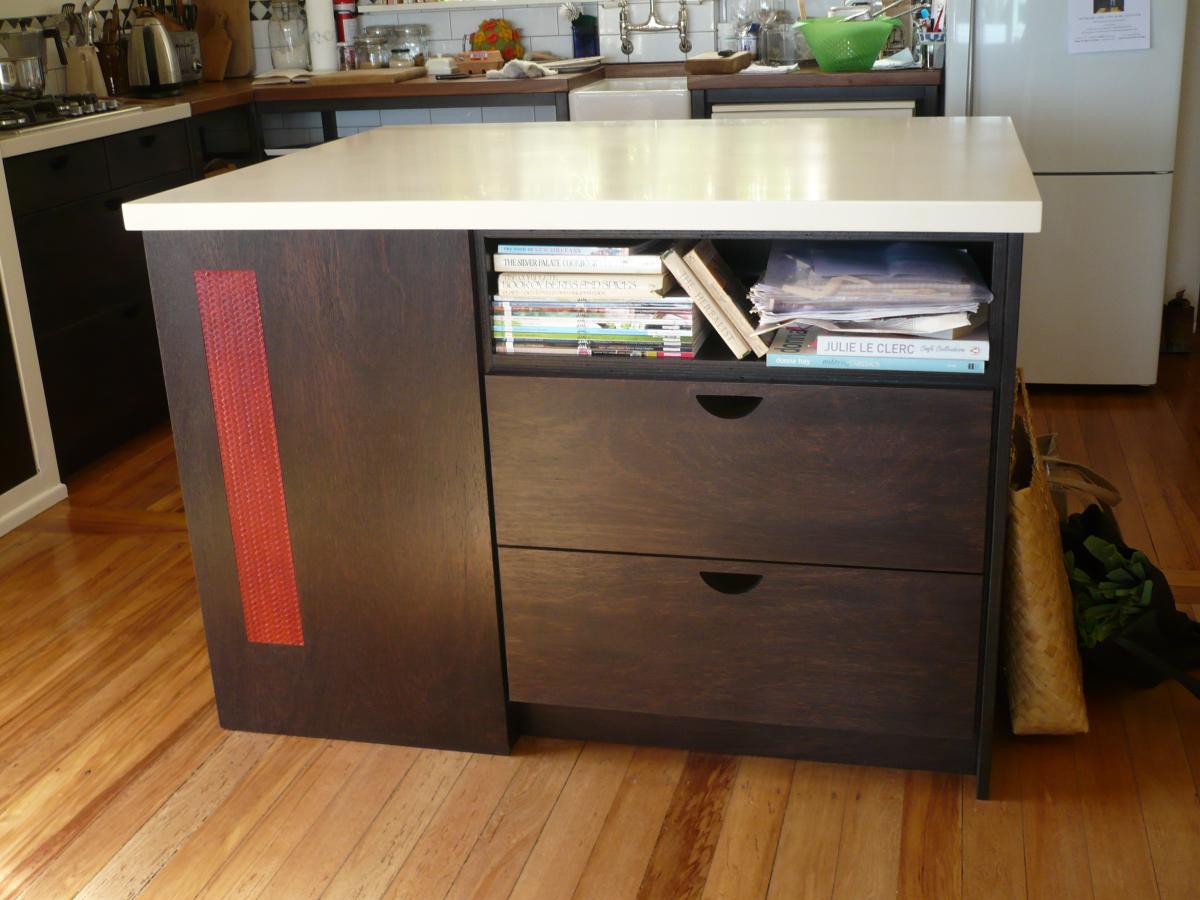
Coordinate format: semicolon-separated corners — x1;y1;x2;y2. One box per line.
1002;374;1089;735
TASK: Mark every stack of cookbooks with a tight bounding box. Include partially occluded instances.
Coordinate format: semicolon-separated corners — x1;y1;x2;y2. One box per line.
491;242;706;359
751;241;993;373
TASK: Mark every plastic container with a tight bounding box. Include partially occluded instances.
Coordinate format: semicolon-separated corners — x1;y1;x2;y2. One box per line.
793;17;896;72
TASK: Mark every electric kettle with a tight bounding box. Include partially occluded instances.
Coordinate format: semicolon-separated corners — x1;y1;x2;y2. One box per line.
127;11;182;96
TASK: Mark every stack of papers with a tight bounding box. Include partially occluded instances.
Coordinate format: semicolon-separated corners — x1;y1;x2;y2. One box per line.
749;241;993;335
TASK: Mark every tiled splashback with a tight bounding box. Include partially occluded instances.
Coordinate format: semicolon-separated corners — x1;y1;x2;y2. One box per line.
5;0;838;72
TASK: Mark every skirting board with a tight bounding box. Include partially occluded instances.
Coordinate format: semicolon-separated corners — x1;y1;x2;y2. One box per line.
0;478;67;536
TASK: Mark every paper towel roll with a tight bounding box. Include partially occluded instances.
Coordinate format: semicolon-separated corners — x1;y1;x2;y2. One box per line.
307;0;339;72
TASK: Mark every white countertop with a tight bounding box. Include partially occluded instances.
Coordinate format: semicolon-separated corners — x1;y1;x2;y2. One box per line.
0;102;191;159
123;117;1042;234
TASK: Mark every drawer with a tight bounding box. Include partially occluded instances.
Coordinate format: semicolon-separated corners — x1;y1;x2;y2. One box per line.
486;376;994;573
501;548;982;740
37;298;167;475
105;122;190;189
5;139;109;216
17;171;190;336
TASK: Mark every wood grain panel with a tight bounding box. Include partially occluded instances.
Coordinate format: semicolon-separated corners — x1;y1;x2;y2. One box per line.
767;761;851;900
573;747;689;900
143;231;509;752
503;549;982;739
487;376;993;573
636;753;739;900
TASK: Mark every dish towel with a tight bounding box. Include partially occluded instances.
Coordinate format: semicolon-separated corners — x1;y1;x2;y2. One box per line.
485;59;554;79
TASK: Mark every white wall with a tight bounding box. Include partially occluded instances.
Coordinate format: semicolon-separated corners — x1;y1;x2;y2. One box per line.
1166;0;1200;306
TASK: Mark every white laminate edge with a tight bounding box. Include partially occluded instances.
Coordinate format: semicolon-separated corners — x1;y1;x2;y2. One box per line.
122;197;1043;234
0;161;66;534
0;102;192;159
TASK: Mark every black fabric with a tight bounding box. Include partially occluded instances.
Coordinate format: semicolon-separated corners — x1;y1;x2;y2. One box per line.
1062;504;1200;696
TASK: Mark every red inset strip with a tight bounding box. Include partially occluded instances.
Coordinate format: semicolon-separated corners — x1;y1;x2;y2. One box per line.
194;269;304;646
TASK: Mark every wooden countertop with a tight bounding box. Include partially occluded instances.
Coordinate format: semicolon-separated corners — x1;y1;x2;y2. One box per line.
687;65;943;90
173;69;604;114
170;64;938;115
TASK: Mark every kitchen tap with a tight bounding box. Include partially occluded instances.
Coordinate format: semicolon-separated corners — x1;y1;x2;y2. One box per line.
604;0;700;55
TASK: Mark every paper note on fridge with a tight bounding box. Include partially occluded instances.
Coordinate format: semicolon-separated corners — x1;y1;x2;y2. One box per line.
1068;0;1151;55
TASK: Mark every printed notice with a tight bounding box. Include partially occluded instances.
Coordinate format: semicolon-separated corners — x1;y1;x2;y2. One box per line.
1069;0;1151;54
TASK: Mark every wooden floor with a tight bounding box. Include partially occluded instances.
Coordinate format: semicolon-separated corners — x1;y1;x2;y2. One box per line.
2;352;1200;900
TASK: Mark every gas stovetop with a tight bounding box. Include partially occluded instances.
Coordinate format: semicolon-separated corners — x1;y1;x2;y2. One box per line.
0;94;137;132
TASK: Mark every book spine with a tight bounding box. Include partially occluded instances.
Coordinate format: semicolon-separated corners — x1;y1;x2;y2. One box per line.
496;244;632;257
814;335;991;361
496;274;665;298
494;255;663;274
765;355;987;373
661;251;750;360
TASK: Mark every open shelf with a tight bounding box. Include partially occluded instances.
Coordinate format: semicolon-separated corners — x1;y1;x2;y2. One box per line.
475;230;1007;390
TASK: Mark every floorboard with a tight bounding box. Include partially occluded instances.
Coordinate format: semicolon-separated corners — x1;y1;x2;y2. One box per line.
1;346;1199;899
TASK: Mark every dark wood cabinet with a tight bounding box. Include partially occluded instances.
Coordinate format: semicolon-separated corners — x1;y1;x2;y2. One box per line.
0;293;37;493
5;125;191;475
142;230;510;753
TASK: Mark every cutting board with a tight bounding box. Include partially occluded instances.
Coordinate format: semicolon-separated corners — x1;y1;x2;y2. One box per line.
684;51;752;75
309;67;428;85
196;0;252;78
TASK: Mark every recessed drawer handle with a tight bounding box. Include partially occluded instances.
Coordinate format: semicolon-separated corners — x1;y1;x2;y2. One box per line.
695;394;763;420
699;571;763;594
138;133;157;149
48;154;70;171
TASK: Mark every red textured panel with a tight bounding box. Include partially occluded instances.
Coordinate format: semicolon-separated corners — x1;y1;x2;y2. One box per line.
194;269;304;646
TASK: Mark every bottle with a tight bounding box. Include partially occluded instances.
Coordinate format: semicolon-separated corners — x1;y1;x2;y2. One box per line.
269;0;310;69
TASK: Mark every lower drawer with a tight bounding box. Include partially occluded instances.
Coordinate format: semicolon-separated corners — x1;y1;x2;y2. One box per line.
501;548;982;740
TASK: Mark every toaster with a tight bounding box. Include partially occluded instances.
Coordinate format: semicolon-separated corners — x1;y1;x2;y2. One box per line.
170;30;203;83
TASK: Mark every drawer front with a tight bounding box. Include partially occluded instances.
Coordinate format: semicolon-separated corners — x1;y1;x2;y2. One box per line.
487;376;994;573
5;139;109;216
502;548;982;739
105;122;190;189
17;171;190;336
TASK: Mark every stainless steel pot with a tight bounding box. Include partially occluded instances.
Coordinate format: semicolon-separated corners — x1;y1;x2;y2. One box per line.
0;26;68;72
0;56;46;98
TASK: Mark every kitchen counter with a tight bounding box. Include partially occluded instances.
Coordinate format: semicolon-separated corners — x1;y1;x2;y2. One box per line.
686;65;943;91
0;102;191;159
127;116;1039;796
124;116;1041;234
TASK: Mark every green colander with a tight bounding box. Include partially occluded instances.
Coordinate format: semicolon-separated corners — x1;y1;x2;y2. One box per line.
794;17;898;73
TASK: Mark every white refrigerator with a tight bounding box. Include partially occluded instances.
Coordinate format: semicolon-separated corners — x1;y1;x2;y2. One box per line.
945;1;1187;384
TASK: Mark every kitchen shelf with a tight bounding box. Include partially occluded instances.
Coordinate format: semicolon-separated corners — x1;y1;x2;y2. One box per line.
357;0;567;13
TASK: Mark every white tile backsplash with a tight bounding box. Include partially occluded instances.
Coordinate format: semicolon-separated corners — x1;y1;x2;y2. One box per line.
380;108;433;124
254;47;273;74
336;109;383;127
252;19;270;50
527;34;574;57
430;106;484;124
395;9;454;40
481;105;538;122
501;5;563;37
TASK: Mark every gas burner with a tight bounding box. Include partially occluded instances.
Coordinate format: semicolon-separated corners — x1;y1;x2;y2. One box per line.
0;94;139;132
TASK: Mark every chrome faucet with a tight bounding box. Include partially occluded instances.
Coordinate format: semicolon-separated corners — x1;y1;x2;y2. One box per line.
615;0;692;55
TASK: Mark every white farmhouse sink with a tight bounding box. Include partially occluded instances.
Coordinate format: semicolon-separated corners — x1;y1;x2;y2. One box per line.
568;77;690;121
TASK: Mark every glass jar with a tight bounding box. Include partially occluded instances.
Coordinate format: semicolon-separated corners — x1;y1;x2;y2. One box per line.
389;48;414;68
393;24;429;67
269;0;310;70
354;34;390;68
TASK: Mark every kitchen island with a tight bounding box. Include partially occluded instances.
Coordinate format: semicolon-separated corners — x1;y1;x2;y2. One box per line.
124;116;1040;797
